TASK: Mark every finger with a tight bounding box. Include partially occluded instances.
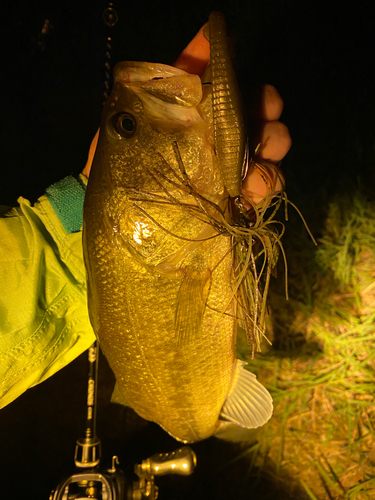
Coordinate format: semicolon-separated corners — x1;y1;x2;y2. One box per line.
173;24;210;75
258;84;284;121
249;84;284;121
257;121;292;163
82;128;100;178
242;164;284;205
242;119;290;204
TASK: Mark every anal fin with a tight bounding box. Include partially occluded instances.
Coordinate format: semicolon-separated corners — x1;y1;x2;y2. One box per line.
220;360;273;428
110;382;129;407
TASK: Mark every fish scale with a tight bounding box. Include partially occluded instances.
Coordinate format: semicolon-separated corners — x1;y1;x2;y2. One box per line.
83;13;273;443
86;184;235;442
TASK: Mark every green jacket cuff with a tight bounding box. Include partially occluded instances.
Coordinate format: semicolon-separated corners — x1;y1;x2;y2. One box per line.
45;175;87;234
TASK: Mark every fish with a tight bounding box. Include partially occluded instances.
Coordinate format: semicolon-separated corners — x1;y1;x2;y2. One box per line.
83;12;276;443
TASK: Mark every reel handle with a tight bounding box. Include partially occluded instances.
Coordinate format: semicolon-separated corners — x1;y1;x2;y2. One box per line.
138;446;197;476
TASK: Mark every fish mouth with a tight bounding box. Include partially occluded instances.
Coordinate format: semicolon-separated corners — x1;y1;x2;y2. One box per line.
114;61;189;84
113;61;203;108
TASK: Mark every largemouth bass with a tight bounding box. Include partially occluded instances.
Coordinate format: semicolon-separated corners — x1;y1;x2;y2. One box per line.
83;12;275;443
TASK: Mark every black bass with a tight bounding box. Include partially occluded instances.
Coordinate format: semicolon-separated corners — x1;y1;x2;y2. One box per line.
83;12;274;443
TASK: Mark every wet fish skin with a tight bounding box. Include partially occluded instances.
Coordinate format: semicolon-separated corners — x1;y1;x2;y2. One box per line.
83;61;237;443
83;13;274;443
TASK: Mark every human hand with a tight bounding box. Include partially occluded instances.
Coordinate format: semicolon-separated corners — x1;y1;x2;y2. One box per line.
82;24;292;205
82;128;99;179
174;24;291;204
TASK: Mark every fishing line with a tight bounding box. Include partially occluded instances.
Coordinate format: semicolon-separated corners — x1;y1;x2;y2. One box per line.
102;1;118;102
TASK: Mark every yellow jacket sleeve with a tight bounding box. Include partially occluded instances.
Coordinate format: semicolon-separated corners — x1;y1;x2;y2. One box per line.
0;176;95;409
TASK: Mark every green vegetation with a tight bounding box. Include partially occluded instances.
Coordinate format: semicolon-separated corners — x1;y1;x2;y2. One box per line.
238;189;375;499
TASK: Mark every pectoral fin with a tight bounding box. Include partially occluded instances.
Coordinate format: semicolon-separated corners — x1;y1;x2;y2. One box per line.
175;268;211;346
110;382;129;407
220;360;273;428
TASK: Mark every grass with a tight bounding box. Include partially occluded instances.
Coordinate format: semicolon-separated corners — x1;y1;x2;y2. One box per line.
236;189;375;499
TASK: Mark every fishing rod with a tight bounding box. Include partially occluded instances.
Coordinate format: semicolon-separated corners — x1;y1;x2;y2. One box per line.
49;341;197;500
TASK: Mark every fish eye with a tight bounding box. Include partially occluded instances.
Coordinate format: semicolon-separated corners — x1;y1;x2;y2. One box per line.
114;113;136;138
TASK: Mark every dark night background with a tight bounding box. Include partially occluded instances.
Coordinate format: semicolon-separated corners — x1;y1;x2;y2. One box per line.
1;0;375;499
